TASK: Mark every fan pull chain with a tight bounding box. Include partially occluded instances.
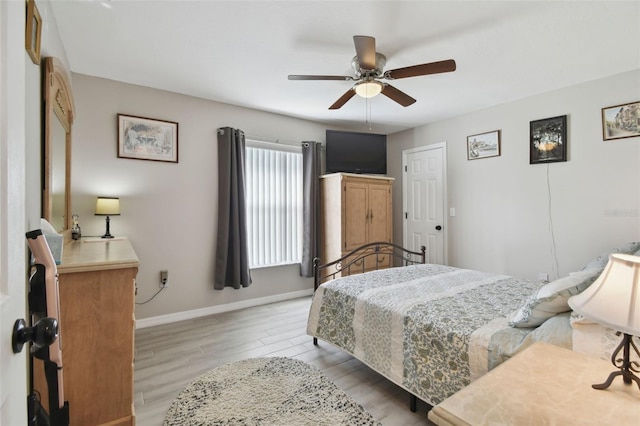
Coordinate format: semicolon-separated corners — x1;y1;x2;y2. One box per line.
365;97;373;130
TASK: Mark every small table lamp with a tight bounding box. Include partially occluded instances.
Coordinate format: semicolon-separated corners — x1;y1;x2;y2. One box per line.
568;253;640;391
95;197;120;239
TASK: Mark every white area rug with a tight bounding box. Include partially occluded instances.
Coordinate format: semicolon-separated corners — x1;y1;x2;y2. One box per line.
164;357;380;425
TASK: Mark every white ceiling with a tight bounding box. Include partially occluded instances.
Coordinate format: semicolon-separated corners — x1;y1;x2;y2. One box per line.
50;0;640;135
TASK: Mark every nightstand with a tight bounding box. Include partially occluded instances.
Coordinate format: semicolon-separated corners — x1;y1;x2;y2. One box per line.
428;342;640;425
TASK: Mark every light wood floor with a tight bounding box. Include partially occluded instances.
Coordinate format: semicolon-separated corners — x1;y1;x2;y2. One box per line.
134;296;434;425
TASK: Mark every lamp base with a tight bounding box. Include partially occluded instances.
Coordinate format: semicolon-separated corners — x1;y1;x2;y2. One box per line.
592;332;640;391
100;215;114;239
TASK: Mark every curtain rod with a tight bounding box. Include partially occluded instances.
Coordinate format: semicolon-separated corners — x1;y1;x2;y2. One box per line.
241;133;324;151
245;134;296;145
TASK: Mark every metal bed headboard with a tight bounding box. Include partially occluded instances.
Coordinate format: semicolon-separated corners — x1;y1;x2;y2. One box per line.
313;242;426;290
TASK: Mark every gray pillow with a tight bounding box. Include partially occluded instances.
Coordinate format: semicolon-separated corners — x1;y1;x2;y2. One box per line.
580;242;640;271
509;269;602;328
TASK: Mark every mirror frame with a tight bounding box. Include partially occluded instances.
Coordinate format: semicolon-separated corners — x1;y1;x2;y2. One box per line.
43;57;75;238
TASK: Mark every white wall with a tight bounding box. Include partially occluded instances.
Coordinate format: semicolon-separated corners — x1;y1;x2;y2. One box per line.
72;70;640;321
70;74;330;320
388;70;640;281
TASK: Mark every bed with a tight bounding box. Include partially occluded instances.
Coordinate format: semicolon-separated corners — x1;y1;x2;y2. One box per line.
307;241;639;408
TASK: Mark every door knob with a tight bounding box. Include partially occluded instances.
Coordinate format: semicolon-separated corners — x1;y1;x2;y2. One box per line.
12;317;58;354
435;225;442;231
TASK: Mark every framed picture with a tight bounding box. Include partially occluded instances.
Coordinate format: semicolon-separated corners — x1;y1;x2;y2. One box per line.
25;0;42;65
117;114;179;163
601;101;640;141
467;130;501;160
530;115;567;164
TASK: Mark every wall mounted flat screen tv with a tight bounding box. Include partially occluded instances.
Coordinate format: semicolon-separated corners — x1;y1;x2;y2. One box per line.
325;130;387;175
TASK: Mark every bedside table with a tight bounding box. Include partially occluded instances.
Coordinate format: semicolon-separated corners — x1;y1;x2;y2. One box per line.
428;342;640;425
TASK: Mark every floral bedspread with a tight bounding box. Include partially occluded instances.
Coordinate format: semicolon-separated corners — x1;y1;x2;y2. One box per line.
306;264;546;406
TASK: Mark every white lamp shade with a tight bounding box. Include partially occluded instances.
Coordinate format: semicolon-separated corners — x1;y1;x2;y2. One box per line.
95;197;120;216
355;80;383;98
568;253;640;336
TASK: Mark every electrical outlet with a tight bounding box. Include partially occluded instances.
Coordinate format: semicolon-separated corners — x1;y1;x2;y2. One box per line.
538;273;549;282
160;270;169;288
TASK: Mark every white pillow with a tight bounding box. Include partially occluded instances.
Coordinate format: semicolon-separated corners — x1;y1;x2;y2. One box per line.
509;269;601;328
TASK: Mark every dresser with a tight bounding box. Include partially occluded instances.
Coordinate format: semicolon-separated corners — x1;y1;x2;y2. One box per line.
33;237;139;426
320;173;394;275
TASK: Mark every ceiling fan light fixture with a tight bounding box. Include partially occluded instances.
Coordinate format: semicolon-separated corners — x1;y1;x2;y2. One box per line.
355;80;383;98
290;35;456;110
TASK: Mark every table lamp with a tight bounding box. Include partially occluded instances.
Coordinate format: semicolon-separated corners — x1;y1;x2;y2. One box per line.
568;253;640;391
95;197;120;239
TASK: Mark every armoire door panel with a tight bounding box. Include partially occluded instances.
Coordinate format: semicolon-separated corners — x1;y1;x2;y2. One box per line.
343;182;369;250
367;184;391;243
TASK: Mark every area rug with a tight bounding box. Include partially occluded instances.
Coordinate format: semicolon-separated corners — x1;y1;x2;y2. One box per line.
164;357;380;425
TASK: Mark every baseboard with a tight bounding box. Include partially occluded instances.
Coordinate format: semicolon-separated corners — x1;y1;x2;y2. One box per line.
135;289;314;329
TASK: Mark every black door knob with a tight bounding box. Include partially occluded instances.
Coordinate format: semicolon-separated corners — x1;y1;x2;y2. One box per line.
435;225;442;231
12;317;58;354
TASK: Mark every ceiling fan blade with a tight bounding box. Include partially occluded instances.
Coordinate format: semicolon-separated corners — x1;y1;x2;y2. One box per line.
385;59;456;80
353;35;377;70
381;84;416;107
329;89;356;110
288;75;352;81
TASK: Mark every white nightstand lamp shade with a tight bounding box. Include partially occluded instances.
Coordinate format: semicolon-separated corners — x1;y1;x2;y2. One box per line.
568;253;640;390
95;197;120;239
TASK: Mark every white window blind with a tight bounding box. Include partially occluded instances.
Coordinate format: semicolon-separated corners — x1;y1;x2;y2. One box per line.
245;141;303;268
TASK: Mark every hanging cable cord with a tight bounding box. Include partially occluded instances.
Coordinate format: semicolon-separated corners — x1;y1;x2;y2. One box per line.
546;164;560;279
136;286;165;305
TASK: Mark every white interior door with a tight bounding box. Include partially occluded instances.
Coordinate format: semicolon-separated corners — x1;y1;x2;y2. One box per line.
0;1;28;424
402;143;447;264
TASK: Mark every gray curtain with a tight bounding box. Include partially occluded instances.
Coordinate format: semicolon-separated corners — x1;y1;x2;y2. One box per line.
300;141;322;277
214;127;252;289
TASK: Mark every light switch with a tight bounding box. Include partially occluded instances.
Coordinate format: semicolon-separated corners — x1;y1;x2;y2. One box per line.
449;207;456;217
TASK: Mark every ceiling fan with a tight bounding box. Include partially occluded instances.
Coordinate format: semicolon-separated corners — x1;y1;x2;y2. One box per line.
288;35;456;110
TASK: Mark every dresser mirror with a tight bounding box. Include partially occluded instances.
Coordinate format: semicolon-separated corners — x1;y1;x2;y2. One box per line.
43;57;74;235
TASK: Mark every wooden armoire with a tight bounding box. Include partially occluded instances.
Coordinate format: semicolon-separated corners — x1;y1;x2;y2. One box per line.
319;173;393;275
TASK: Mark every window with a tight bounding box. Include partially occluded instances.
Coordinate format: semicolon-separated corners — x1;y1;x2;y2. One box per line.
245;140;303;268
